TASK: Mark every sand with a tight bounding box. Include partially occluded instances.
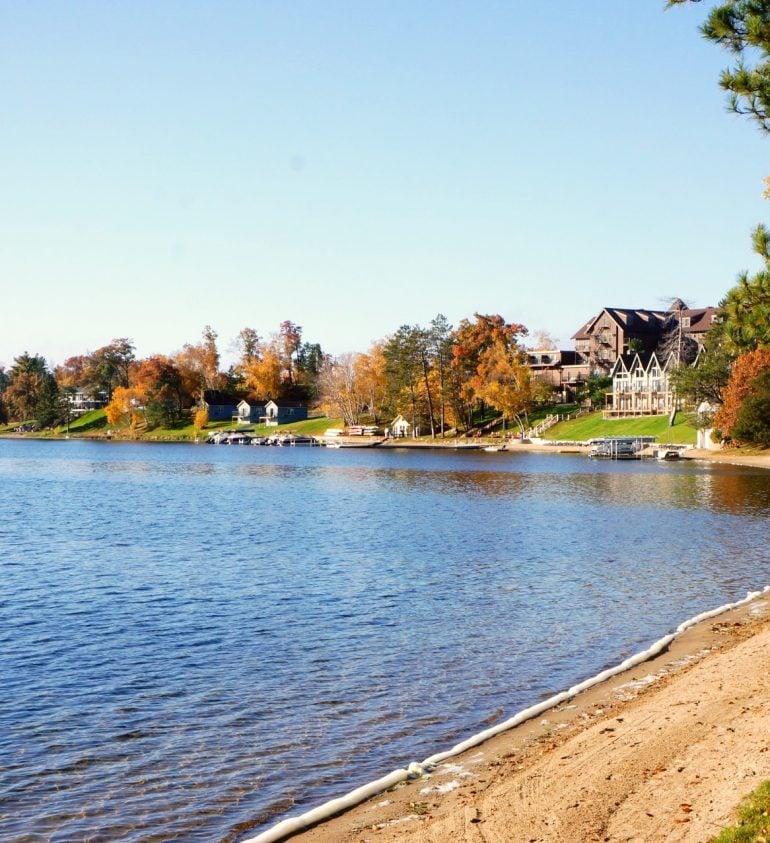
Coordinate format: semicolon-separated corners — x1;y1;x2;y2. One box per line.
279;596;770;843
249;446;770;843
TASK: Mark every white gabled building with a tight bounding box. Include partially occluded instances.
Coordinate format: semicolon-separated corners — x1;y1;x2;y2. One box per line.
605;351;677;417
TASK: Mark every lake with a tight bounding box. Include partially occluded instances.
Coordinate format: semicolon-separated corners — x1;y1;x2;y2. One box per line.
1;439;769;841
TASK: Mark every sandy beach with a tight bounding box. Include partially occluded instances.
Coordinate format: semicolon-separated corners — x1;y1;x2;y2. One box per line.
239;442;770;843
278;593;770;843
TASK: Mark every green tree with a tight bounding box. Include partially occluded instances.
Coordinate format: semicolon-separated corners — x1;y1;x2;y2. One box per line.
719;225;770;351
429;314;453;437
82;338;136;400
5;353;61;427
384;325;430;435
669;331;735;406
667;0;770;133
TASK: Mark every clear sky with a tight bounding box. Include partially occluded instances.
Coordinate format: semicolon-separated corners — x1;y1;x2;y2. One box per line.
1;1;767;369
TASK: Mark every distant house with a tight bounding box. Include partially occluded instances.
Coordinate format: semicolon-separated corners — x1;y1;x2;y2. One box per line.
236;396;267;424
262;400;308;427
527;349;591;402
390;414;412;437
67;389;108;415
605;351;676;417
203;390;243;422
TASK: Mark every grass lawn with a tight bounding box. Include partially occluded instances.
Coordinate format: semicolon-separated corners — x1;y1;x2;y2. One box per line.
712;780;770;842
1;411;343;442
57;409;109;435
542;411;697;445
138;415;342;441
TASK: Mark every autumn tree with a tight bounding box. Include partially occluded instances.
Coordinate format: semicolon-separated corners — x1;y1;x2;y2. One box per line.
731;368;770;444
318;353;366;425
714;347;770;436
55;355;90;391
132;355;187;428
354;342;388;424
105;386;144;430
242;346;282;398
475;339;535;433
450;314;529;429
193;406;209;430
174;325;225;402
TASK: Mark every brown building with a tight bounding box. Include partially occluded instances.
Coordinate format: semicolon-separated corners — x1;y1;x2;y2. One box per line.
571;302;718;377
528;301;718;402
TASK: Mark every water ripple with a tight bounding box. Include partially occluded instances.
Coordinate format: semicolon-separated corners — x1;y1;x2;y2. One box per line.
1;441;769;840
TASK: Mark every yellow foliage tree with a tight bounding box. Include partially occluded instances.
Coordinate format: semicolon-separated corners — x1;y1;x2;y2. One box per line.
242;348;282;398
193;406;209;430
105;386;143;429
475;339;534;433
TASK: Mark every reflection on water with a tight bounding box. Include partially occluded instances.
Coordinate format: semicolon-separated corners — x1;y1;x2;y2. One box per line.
0;440;768;841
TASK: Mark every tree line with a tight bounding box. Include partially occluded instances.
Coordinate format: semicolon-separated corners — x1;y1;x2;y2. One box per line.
0;312;555;436
0;322;323;432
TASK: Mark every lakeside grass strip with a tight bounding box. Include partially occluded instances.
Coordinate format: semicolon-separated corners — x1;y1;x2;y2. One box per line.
243;585;770;843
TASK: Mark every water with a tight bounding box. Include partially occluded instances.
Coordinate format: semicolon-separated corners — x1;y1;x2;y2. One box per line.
1;440;769;842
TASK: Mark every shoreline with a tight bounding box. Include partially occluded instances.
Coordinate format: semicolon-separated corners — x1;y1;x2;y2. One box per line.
4;431;769;470
245;589;770;843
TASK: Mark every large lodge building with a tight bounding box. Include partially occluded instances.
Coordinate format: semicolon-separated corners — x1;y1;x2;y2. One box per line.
528;299;718;406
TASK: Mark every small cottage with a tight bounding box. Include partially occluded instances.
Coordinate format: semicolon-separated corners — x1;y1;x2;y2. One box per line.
203;390;243;422
263;400;308;426
236;397;268;424
390;414;412;438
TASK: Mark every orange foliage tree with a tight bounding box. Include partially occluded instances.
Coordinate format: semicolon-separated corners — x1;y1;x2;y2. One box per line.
713;348;770;439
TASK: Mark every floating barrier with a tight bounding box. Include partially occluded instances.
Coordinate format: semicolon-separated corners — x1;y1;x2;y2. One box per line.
243;585;770;843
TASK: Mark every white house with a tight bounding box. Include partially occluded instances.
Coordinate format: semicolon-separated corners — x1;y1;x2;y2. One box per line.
605;351;676;417
390;414;412;437
262;400;309;427
236;398;267;424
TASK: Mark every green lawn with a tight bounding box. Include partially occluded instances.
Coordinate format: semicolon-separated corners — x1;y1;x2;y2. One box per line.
58;409;109;434
541;411;697;445
712;780;770;842
1;411;343;441
139;415;342;441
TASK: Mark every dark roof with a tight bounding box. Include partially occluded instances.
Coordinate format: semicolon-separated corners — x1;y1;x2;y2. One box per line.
241;393;268;406
572;307;668;339
203;390;244;406
682;307;718;334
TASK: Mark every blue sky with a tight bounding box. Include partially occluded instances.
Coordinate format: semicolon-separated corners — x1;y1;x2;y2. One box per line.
1;1;767;368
